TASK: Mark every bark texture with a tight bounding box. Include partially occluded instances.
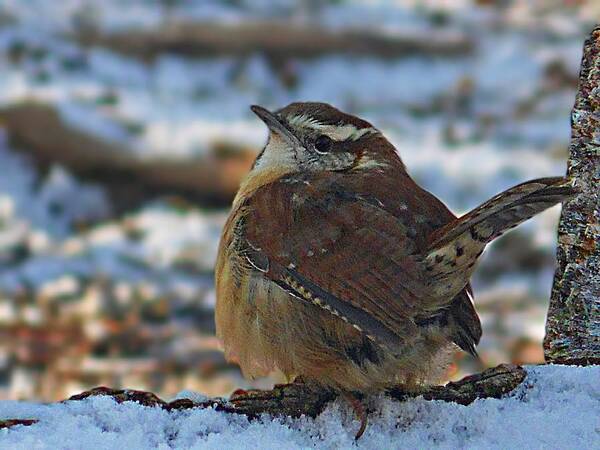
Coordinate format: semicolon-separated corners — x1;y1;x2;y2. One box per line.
544;25;600;365
69;364;525;419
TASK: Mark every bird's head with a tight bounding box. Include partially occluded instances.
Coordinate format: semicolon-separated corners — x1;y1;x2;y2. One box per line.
250;102;403;174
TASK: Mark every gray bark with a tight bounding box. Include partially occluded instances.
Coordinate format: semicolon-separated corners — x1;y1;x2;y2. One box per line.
544;25;600;365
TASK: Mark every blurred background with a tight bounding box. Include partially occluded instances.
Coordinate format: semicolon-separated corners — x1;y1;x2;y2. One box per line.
0;0;597;402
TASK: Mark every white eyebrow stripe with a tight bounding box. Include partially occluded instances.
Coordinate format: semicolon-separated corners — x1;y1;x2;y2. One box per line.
286;114;378;141
287;114;321;129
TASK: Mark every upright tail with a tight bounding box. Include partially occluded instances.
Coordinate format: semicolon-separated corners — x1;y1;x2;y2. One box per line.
422;177;578;299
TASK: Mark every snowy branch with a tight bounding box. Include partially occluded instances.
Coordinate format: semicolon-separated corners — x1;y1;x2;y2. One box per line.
0;364;525;430
69;364;526;419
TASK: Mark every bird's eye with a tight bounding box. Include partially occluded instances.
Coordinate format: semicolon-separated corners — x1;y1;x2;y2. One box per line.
314;135;332;153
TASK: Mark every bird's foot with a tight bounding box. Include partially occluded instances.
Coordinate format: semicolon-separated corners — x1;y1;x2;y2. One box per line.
232;376;309;401
274;375;307;390
342;392;367;440
229;388;250;400
292;375;306;385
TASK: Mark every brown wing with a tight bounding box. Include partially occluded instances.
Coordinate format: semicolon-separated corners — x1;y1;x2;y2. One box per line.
240;172;450;353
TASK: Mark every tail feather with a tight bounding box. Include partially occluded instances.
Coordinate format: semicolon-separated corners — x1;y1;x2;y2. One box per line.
422;177;578;299
427;177;576;250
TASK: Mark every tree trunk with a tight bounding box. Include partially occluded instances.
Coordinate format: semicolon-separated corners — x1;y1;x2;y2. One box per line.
544;25;600;365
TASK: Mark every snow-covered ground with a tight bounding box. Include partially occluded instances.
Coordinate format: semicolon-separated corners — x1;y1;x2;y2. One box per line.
0;365;598;450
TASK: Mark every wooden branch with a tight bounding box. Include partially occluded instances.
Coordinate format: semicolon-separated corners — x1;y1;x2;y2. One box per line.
62;364;526;420
74;21;472;61
0;419;38;430
0;102;255;212
544;25;600;365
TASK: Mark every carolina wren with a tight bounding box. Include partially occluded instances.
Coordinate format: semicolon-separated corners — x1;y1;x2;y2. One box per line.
215;102;575;436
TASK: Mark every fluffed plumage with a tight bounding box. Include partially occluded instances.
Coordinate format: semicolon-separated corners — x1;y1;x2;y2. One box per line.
215;102;576;393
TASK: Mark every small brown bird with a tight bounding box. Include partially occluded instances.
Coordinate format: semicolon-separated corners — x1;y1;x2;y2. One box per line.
215;102;575;437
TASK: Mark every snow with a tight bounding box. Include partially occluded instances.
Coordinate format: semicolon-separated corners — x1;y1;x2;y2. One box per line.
0;131;221;305
0;365;597;449
0;132;112;238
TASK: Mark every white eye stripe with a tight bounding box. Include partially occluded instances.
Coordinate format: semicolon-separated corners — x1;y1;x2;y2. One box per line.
286;114;378;142
286;114;321;129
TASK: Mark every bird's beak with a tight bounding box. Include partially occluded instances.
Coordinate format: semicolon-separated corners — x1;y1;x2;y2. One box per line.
250;105;303;148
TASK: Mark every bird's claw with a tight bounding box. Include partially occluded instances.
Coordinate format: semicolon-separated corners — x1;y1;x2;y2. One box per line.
343;392;368;440
230;388;249;400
